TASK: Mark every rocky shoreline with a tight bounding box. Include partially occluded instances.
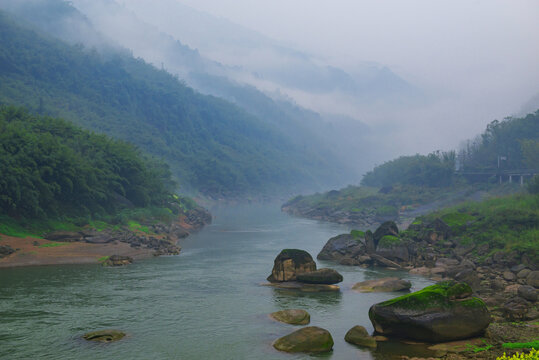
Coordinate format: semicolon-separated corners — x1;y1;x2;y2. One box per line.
0;207;212;268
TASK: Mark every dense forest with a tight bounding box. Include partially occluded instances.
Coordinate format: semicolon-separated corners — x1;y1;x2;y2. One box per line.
360;112;539;188
0;106;176;219
0;10;345;198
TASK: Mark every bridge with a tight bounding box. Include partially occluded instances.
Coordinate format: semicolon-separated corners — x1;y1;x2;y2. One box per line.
455;169;538;186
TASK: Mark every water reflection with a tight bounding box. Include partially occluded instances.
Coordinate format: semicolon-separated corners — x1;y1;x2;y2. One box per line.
271;288;343;307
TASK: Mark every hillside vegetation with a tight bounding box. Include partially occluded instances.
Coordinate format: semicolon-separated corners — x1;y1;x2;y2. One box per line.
0;106;191;235
0;10;344;198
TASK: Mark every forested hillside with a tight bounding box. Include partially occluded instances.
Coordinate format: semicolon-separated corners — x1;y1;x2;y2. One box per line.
0;106;175;219
0;10;345;198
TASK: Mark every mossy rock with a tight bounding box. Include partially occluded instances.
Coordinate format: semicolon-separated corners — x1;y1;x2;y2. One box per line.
369;281;491;342
345;326;377;348
373;221;399;248
273;326;334;353
82;329;126;342
267;249;317;282
270;309;310;325
378;235;402;248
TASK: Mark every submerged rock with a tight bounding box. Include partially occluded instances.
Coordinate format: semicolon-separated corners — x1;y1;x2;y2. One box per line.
273;326;334;353
270;309;310;325
82;329;126;342
267;249;316;282
103;255;133;267
263;281;340;292
344;325;377;348
296;268;343;285
352;278;411;293
369;281;491;342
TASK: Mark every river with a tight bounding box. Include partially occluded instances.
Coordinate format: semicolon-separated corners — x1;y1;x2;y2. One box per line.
0;204;434;359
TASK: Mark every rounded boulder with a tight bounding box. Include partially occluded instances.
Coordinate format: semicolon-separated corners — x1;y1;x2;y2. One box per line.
273;326;334;353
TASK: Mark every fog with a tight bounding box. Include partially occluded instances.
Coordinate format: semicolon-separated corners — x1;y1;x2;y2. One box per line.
111;0;538;158
4;0;537;177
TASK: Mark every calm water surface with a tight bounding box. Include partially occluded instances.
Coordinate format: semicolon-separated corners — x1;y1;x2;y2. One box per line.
0;204;433;359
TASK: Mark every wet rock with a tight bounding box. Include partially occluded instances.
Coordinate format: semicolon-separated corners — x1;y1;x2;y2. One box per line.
368;281;490;342
527;271;539;288
370;254;402;269
344;325;377;348
296;268;343;285
103;255;133;266
352;277;411;293
409;266;431;277
267;249;317;282
518;285;537;302
82;329;126;342
317;234;363;261
373;221;399;249
273;326;334;353
270;309;310;325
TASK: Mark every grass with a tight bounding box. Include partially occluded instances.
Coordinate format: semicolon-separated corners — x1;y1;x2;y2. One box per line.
39;242;69;248
97;256;110;263
503;341;539;350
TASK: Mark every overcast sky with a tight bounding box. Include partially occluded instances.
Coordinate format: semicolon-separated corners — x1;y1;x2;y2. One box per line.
174;0;539;119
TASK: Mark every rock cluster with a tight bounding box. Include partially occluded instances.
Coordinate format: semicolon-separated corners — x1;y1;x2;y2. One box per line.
369;281;491;342
102;255;133;267
0;245;15;258
266;249;343;292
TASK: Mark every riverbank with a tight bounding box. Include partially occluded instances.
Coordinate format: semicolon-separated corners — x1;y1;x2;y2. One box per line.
0;208;212;268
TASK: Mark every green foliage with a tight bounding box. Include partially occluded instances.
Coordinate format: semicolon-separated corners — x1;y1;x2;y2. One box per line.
97;256;110;263
0;10;343;197
420;193;539;263
503;341;539;350
460;112;539;173
361;151;456;187
378;235;401;247
0;106;174;219
350;230;365;238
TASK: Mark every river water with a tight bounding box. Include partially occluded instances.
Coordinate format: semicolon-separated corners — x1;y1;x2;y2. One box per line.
0;204;434;360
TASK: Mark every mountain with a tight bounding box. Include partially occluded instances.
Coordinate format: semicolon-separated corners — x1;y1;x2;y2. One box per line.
0;9;348;198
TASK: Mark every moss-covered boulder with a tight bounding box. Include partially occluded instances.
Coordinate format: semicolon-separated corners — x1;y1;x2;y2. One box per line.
344;325;377;348
375;235;409;262
273;326;334;353
373;221;399;249
368;281;490;342
267;249;316;282
270;309;310;325
352;277;411;293
82;329;126;342
296;268;343;285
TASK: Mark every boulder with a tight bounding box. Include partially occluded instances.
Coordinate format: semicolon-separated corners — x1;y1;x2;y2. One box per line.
344;325;377;348
352;278;411;293
82;329;125;342
527;271;539;288
517;269;532;279
375;235;409;262
0;245;15;258
273;326;334;353
267;249;316;282
368;281;491;342
103;255;133;266
373;221;399;249
503;270;516;281
365;230;376;254
270;309;310;325
511;264;527;273
317;234;363;261
518;285;538;302
296;268;343;285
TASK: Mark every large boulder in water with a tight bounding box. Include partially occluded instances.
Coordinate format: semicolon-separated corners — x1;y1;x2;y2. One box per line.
374;235;409;262
296;268;343;285
373;221;399;249
270;309;310;325
267;249;316;282
368;281;490;342
353;277;411;293
317;233;363;261
344;325;377;348
273;326;334;353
